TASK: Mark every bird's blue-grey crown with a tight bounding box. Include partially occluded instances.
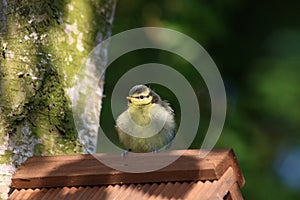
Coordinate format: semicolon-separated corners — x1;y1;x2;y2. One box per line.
128;85;148;96
128;85;161;103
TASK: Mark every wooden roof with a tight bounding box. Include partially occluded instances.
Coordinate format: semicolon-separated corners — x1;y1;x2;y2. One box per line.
9;149;245;200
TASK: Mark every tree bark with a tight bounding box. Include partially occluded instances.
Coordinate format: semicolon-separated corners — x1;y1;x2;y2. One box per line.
0;0;116;198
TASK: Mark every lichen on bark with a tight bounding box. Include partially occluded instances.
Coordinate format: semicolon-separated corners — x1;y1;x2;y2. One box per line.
0;0;116;198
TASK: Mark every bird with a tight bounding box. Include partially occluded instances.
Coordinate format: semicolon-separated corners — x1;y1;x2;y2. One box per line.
116;85;176;153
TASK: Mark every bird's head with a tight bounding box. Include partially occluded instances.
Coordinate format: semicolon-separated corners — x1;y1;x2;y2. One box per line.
126;85;160;106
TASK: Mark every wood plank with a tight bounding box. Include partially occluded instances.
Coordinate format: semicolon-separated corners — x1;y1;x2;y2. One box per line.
212;149;245;187
204;167;235;200
11;149;244;189
228;182;244;200
191;180;212;199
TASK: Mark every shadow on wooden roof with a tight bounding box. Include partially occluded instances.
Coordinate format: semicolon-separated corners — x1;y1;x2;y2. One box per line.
9;149;245;200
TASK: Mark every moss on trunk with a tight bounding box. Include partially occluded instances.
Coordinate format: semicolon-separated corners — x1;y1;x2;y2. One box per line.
0;0;116;197
0;0;116;199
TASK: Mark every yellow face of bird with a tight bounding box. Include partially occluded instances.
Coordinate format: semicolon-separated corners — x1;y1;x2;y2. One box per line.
126;88;153;106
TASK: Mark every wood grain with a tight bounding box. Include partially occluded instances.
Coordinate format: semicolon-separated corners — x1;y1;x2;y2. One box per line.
11;149;245;189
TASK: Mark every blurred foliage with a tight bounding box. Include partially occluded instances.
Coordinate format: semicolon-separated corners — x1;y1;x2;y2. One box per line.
100;0;300;199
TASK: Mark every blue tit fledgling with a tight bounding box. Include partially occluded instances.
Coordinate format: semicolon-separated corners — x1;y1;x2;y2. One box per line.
116;85;176;153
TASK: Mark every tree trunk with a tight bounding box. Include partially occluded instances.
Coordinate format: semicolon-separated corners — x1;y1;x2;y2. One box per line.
0;0;116;198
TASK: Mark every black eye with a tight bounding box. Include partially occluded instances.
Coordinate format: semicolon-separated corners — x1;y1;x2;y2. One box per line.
136;95;149;99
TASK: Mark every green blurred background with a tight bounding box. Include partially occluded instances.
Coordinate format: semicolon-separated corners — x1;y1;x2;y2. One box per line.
100;0;300;199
